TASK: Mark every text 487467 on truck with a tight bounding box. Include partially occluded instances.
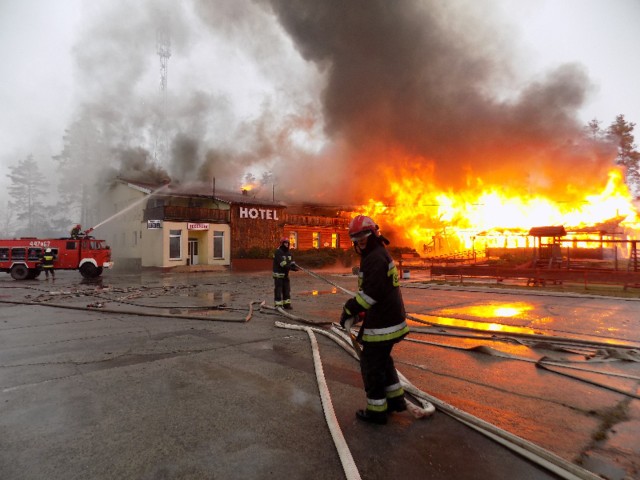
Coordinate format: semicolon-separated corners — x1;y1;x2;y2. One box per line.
0;236;113;280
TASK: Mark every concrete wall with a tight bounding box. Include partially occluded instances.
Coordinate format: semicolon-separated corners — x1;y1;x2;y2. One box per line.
95;182;147;268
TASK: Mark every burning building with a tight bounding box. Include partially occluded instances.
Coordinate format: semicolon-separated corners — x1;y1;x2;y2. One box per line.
77;1;640;269
96;178;350;270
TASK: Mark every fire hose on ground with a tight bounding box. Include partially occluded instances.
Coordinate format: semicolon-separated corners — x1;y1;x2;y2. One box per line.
293;264;603;480
0;297;262;323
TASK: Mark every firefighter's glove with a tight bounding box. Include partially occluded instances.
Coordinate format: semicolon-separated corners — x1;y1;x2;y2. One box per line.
290;262;300;272
341;316;354;332
340;308;354;330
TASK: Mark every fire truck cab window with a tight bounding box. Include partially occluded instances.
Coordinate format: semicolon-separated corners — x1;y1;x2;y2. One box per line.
0;248;9;260
66;241;77;250
11;248;26;260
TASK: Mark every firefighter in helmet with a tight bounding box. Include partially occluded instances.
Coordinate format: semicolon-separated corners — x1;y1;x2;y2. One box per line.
340;215;409;424
41;248;56;280
70;224;82;239
272;236;300;309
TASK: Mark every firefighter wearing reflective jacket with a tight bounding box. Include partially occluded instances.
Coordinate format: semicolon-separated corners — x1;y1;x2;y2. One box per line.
340;215;409;425
41;248;56;280
273;237;299;309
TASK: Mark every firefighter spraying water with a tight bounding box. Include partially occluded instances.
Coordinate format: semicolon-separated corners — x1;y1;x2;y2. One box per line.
0;231;112;280
0;185;169;281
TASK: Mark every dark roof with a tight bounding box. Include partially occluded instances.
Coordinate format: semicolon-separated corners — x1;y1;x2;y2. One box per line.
118;178;284;207
285;204;351;217
212;190;285;207
528;226;567;237
117;178;168;194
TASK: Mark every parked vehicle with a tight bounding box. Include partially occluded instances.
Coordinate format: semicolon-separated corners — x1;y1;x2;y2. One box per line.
0;235;113;280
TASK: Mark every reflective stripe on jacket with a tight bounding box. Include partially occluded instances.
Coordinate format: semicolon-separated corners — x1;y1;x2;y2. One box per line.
272;245;295;277
42;254;55;269
344;242;408;343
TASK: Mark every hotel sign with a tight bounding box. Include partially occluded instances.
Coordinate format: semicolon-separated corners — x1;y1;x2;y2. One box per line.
188;223;209;230
239;207;279;220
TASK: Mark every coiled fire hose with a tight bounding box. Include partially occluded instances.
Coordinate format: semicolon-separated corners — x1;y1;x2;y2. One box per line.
293;265;603;480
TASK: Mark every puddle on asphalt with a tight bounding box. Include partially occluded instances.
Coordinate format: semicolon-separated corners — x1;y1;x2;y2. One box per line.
437;302;535;320
410;313;537;335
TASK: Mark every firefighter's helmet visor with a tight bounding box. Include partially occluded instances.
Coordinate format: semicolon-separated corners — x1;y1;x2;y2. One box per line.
350;230;372;242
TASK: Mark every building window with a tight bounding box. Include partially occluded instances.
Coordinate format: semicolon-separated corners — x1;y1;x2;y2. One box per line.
148;198;165;208
213;231;224;258
169;229;182;259
289;232;298;249
312;232;320;249
331;233;339;248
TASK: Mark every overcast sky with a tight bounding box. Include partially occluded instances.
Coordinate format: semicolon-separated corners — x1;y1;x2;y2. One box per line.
0;0;638;200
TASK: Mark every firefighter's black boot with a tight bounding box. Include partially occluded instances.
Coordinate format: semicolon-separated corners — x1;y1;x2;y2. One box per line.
283;304;293;310
356;409;387;425
387;397;407;413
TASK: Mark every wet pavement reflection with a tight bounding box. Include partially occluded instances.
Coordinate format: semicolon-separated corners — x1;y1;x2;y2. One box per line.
1;268;639;479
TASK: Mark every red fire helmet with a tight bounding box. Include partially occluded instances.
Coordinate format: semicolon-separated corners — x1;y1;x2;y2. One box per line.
280;237;289;244
348;215;378;241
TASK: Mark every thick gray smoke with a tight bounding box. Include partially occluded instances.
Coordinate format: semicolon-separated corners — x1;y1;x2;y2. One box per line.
265;0;613;202
68;0;613;206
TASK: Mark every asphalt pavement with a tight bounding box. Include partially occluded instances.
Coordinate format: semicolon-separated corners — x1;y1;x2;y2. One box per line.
0;268;638;480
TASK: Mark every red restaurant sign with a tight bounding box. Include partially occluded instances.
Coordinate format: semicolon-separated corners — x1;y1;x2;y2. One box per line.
187;223;209;230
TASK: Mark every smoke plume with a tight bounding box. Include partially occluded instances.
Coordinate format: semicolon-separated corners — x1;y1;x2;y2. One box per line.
265;0;612;203
68;0;614;206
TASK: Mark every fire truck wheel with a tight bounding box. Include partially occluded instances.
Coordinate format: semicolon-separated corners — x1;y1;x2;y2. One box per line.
79;263;99;279
10;264;30;281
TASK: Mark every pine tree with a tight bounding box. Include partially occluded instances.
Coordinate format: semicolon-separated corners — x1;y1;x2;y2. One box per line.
606;115;640;196
6;155;49;235
585;118;603;141
0;200;14;237
53;116;109;228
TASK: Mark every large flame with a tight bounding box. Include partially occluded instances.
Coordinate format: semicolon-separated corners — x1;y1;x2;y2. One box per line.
361;166;639;256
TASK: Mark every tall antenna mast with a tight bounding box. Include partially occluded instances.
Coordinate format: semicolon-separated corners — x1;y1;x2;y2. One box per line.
156;27;171;98
155;25;171;164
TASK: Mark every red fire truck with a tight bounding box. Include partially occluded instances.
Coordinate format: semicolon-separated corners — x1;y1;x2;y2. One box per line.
0;235;113;280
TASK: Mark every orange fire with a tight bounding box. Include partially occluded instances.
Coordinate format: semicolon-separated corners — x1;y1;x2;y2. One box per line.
361;167;639;256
